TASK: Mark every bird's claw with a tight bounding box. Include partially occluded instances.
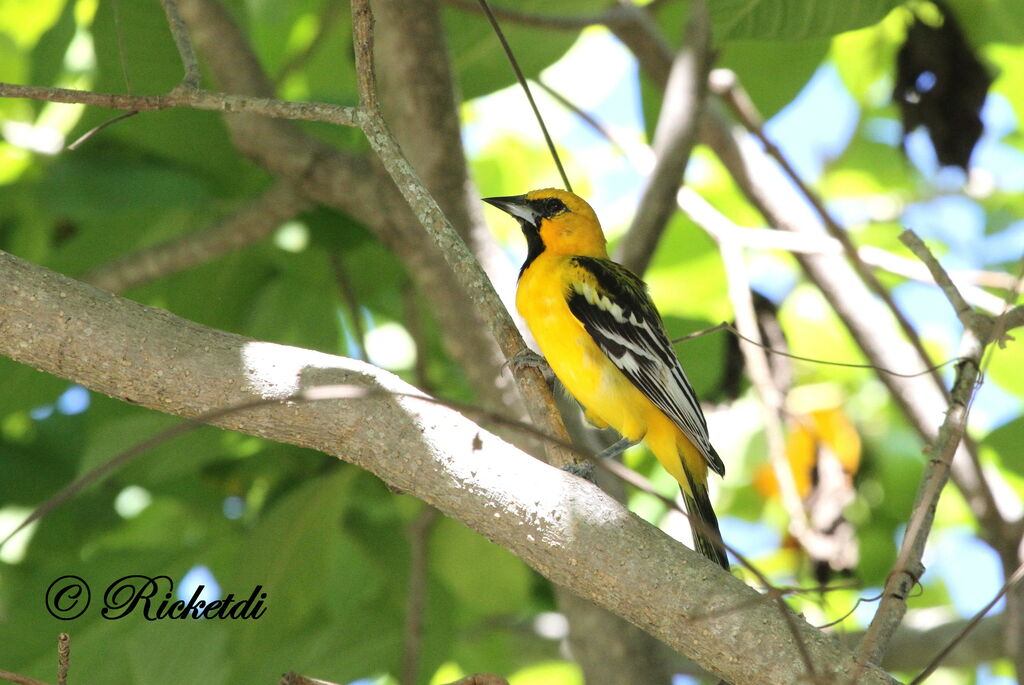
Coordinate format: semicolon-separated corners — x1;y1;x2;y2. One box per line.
505;349;554;383
562;461;595;482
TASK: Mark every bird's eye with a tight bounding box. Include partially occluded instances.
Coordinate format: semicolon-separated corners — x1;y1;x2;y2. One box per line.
539;198;567;217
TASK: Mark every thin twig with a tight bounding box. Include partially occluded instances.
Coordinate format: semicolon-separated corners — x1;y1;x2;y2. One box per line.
711;70;951;404
0;672;49;685
279;672;341;685
534;79;653;171
445;0;621;30
682;321;964;378
899;231;979;330
910;560;1024;683
474;0;571;191
685;189;820;682
440;675;510;685
56;633;69;685
67;110;139;150
160;0;202;88
401;506;441;685
687;224;1010;314
0;83;358;127
856;232;995;669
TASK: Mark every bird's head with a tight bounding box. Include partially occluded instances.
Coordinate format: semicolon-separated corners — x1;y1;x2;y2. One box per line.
483;188;608;263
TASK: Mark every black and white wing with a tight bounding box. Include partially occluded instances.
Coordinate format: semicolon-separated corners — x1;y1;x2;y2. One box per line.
566;257;724;476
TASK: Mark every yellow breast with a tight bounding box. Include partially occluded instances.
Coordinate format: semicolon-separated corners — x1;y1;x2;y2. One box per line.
516;254;653;442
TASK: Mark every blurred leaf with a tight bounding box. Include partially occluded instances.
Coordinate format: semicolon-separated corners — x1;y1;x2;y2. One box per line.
718;38;831;118
710;0;900;42
0;0;66;50
988;334;1024;398
778;284;867;386
86;1;258;189
983;415;1024;477
79;411;226;484
224;469;353;633
28;0;75;89
443;2;591;100
245;251;343;353
509;660;583;685
663;316;727;398
431;517;532;616
127;621;231;685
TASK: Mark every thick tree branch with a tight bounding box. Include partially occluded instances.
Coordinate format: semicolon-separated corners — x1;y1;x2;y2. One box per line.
0;249;898;685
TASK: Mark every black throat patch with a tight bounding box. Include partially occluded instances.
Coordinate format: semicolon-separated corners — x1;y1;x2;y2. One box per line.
518;220;545;280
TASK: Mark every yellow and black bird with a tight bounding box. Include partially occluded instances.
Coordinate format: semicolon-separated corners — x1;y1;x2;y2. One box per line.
484;188;728;569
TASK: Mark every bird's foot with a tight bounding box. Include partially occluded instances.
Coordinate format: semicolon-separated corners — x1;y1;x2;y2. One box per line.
562;461;595;481
505;349;554;383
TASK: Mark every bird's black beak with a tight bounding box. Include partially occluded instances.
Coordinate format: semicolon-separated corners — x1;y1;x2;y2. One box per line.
483;194;540;226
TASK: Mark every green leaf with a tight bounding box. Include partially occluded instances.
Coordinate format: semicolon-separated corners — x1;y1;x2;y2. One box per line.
86;0;258;188
443;1;592;100
221;469;354;633
710;0;900;42
431;517;532;616
718;38;831;117
126;621;231;685
245;250;343;353
983;416;1024;477
988;332;1024;398
79;411;226;482
28;0;76;89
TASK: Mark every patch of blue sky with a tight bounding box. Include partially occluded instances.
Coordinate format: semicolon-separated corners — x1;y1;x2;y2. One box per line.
977;663;1017;685
763;63;860;183
747;255;800;305
719;516;781;560
980;219;1024;266
56;384;90;415
464;28;646;224
927;526;1004;617
178;564;220;605
29;404;54;420
902;195;987;269
970;92;1024;191
889;279;1021;432
891;280;962;349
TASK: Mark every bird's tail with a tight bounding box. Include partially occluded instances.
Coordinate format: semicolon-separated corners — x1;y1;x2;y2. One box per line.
680;476;729;570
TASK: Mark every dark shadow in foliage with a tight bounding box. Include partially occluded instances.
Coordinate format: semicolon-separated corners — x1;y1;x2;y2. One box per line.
893;1;992;170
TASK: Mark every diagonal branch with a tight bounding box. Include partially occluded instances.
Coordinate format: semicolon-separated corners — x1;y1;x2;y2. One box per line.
160;0;202;89
349;0;576;467
711;70;950;400
855;230;1001;668
615;0;712;274
82;180;310;292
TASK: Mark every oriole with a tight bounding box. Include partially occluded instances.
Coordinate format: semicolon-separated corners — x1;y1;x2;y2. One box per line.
484;188;728;569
